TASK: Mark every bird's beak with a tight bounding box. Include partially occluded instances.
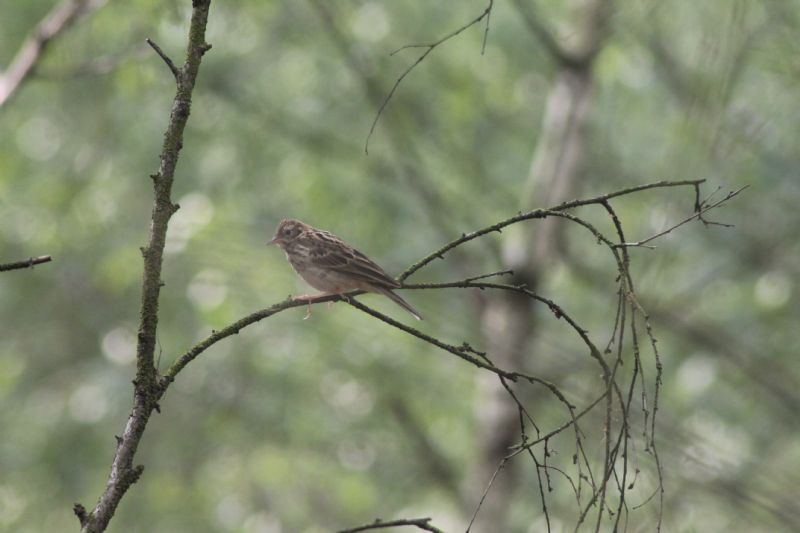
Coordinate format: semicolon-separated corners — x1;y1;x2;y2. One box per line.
267;236;280;246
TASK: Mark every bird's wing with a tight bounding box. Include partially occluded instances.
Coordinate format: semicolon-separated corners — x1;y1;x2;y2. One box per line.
306;231;400;288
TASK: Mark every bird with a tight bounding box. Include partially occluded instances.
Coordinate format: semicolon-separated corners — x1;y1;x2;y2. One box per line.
267;219;422;320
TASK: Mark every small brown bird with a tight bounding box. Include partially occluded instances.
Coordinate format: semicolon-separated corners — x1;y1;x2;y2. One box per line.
267;219;422;320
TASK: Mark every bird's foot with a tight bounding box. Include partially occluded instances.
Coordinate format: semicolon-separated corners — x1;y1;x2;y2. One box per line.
293;294;318;319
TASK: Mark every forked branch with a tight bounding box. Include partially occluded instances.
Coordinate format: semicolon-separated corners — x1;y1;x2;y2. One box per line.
73;1;213;531
154;179;739;532
71;14;742;526
364;0;494;153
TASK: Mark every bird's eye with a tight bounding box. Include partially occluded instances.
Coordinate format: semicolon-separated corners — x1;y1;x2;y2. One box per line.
283;228;291;235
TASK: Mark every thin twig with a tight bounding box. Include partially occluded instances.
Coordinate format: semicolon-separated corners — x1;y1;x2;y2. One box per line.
403;269;513;288
507;393;606;456
337;517;444;533
0;255;52;272
365;0;494;154
613;186;746;248
86;177;738;531
145;38;180;80
466;457;508;533
399;179;707;281
346;297;517;380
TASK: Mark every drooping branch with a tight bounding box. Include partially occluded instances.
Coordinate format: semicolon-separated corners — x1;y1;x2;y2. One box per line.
363;0;494;153
345;297;517;379
78;169;738;531
0;0;105;109
308;0;487;257
156;180;738;398
74;2;213;532
151;182;742;532
614;186;746;248
0;255;52;272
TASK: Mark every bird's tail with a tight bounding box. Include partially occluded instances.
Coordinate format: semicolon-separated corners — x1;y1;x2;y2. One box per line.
376;287;422;321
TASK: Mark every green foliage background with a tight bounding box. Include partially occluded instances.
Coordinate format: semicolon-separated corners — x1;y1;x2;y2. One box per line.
1;1;798;531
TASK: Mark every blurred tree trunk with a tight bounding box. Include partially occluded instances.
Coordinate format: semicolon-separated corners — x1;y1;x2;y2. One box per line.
468;1;612;529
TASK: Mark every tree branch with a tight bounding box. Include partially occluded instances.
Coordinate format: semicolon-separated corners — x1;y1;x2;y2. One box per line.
614;186;747;248
0;0;105;109
399;179;707;281
364;0;494;154
145;38;180;80
337;517;445;533
74;2;212;531
157;179;735;399
0;255;52;272
77;173;737;530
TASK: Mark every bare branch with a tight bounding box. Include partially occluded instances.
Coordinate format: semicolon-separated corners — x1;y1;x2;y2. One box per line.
307;0;485;271
365;0;494;154
466;457;508;533
507;393;607;456
0;0;105;109
399;179;706;281
145;38;180;80
158;295;331;389
613;186;746;248
345;297;517;380
157;179;737;407
0;255;52;272
75;2;213;531
79;173;736;530
337;517;444;533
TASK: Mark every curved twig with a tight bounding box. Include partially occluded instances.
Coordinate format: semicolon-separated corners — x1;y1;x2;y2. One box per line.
399;179;707;281
365;0;494;154
77;170;739;532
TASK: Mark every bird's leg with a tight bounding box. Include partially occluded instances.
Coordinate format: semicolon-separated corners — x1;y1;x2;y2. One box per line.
294;293;351;319
294;293;331;319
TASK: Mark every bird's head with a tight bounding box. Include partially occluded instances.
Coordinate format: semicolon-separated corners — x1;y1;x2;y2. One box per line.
267;219;307;248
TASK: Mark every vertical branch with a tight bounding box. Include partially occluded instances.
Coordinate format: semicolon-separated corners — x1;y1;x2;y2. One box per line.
74;2;213;532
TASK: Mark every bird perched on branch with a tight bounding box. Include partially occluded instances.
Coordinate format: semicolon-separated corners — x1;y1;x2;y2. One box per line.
267;219;422;320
